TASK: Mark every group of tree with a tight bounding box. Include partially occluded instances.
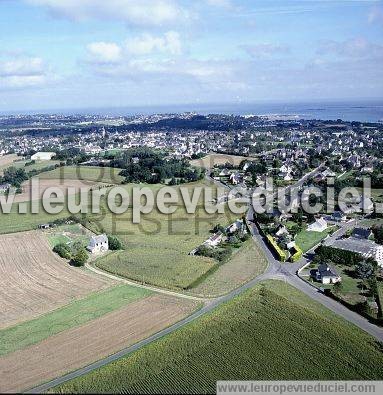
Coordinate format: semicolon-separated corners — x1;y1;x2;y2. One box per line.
53;241;89;267
54;147;89;164
0;167;28;188
372;225;383;244
315;245;363;266
53;234;123;266
111;147;204;184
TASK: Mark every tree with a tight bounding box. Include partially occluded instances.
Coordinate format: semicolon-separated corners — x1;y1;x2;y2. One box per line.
53;243;71;260
108;235;123;250
1;166;28;187
71;248;89;267
333;281;343;294
372;226;383;245
355;260;374;280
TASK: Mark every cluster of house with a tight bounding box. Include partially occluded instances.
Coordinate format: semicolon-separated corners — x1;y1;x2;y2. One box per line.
190;219;247;255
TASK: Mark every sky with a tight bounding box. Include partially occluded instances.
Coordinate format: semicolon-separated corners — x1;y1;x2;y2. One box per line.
0;0;382;112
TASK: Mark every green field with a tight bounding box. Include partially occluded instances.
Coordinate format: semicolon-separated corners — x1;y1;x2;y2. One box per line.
38;166;124;184
378;281;383;317
295;227;335;252
54;280;383;394
0;285;150;357
1;179;238;289
0;158;61;174
96;248;215;290
0;200;72;235
47;223;91;248
89;180;238;290
189;239;268;297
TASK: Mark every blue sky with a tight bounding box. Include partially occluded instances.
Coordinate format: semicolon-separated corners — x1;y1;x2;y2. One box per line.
0;0;382;111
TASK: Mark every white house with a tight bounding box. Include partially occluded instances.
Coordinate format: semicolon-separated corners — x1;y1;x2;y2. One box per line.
0;183;11;194
31;152;56;161
229;172;242;185
307;218;328;232
204;232;223;247
87;234;109;254
315;263;341;285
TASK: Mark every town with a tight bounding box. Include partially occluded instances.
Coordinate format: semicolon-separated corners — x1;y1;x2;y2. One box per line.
1;111;383;392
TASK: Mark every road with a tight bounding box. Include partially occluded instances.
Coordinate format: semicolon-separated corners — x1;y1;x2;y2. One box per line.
26;164;383;393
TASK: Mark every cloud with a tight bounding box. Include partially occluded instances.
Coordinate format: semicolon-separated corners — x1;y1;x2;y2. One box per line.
85;31;182;67
125;31;182;55
368;5;383;24
0;56;49;89
318;37;383;59
87;42;122;64
241;43;290;59
25;0;190;27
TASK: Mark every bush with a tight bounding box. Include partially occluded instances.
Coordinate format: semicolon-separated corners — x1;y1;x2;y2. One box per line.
290;245;303;262
108;235;123;250
71;248;89;267
266;234;287;262
53;243;72;260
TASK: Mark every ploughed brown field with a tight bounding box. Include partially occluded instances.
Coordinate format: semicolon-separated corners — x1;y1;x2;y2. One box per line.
0;231;110;329
0;294;198;393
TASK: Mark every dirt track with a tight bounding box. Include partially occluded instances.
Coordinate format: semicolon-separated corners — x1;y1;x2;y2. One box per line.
0;294;198;393
0;231;111;329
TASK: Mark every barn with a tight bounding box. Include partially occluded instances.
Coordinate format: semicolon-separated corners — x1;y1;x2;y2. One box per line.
31;152;56;161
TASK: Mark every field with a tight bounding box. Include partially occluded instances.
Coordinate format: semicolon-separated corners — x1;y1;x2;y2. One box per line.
190;153;257;169
96;247;216;290
46;223;93;248
0;285;150;357
0;231;111;329
89;180;238;290
54;280;383;394
0;154;20;173
0;156;61;175
13;178;102;203
0;200;73;235
0;294;198;393
189;239;268;297
38;166;124;184
295;227;335;253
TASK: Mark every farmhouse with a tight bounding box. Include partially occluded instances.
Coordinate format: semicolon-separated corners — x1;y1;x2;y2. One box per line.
31;152;56;161
307;217;328;232
87;234;109;254
315;263;341;284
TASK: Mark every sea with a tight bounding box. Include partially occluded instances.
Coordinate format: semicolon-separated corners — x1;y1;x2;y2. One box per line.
2;100;383;123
